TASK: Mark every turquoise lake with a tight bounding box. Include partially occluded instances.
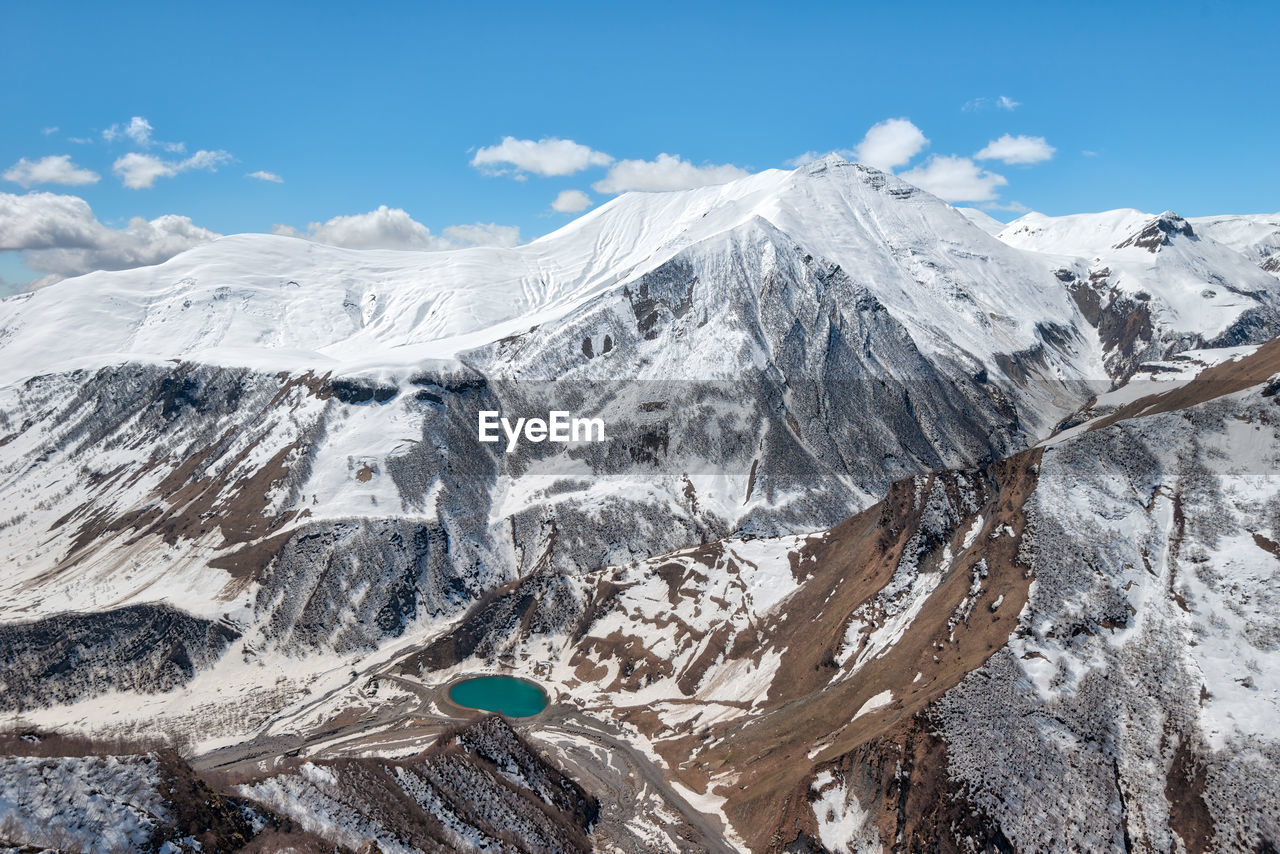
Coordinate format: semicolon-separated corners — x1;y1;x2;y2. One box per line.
448;675;549;717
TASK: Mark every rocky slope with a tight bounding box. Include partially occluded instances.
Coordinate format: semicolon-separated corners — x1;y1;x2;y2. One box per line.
404;340;1280;852
0;716;595;853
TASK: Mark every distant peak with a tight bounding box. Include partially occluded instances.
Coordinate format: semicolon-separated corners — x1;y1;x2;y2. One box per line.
1114;210;1195;253
797;153;890;179
797;152;854;172
793;155;917;202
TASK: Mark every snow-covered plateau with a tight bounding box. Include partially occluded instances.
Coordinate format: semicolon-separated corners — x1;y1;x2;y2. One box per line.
1;156;1279;852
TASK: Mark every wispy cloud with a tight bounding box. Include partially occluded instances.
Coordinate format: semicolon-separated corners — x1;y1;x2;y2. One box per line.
4;155;100;188
41;126;59;136
899;155;1008;202
113;150;233;189
247;170;283;183
975;134;1055;165
551;189;592;213
471;137;613;178
102;116;188;152
593;154;748;193
784;151;823;168
272;206;520;251
963;95;1021;112
103;116;154;146
980;200;1031;213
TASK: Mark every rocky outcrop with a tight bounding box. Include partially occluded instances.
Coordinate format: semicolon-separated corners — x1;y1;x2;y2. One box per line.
0;604;239;712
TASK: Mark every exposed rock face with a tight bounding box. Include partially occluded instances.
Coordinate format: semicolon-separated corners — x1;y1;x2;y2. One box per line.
1114;211;1197;253
925;383;1280;853
1063;262;1280;381
253;518;482;655
0;741;270;852
0;604;239;712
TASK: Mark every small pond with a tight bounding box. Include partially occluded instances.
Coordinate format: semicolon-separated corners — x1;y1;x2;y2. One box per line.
448;675;549;717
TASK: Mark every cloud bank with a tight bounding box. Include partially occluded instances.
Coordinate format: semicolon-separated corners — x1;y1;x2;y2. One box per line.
0;191;221;284
272;206;520;251
592;154;748;193
473;137;750;194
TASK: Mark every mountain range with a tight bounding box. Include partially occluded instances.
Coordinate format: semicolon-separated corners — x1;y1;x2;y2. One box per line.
1;155;1278;852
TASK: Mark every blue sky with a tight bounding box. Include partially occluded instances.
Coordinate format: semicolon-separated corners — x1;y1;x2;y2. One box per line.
2;0;1276;292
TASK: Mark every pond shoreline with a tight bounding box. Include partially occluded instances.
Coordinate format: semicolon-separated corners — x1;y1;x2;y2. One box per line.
443;673;551;718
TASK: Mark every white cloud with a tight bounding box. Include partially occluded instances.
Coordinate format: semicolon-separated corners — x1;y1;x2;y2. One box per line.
440;222;521;248
592;154;748;194
975;134;1056;165
784;151;822;168
1082;149;1098;157
113;150;232;189
41;126;59;136
4;155;100;188
247;170;283;183
103;116;154;146
471;137;613;177
551;189;592;213
0;191;220;283
101;116;188;153
899;155;1008;202
0;193;102;251
852;119;929;171
980;199;1031;213
113;154;175;189
272;206;520;251
963;95;1021;112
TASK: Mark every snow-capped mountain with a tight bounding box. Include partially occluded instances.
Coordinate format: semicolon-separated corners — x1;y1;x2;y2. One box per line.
0;157;1108;659
1191;212;1280;273
2;155;1279;853
998;208;1280;377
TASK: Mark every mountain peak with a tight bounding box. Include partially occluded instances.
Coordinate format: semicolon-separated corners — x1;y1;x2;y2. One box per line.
797;152;855;173
1113;210;1196;253
794;154;908;193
